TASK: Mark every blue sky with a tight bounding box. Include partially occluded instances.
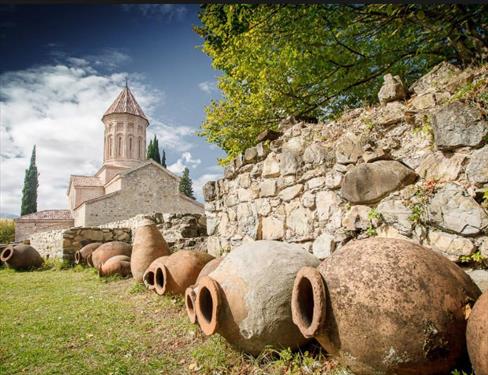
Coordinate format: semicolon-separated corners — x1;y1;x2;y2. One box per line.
0;4;225;215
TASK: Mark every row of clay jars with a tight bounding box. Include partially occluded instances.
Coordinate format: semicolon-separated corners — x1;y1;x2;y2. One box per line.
99;255;132;277
153;250;215;296
185;257;223;324
74;242;101;266
467;289;488;375
131;220;170;283
0;244;43;270
190;240;320;355
91;241;132;270
290;237;481;375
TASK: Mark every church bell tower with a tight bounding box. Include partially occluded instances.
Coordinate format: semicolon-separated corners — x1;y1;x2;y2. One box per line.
101;82;149;169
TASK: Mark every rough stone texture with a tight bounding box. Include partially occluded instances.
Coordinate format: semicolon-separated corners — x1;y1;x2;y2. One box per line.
432;101;488;151
336;132;363;164
429;183;488;236
427;231;474;261
466;145;488;185
410;61;461;95
341;161;417;204
14;209;74;242
377;195;413;236
378;73;406;104
342;205;371;231
203;63;488;266
30;212;207;261
416;151;466;182
312;233;335;259
30;227;131;262
467;269;488;292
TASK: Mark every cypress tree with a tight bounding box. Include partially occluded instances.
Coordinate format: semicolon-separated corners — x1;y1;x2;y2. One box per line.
161;149;167;168
20;145;39;216
179;167;195;199
153;135;161;164
146;138;154;160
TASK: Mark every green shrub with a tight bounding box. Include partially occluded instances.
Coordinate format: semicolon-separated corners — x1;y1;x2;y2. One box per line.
0;219;15;244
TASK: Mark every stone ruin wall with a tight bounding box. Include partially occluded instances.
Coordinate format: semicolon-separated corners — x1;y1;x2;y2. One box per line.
29;212;207;262
203;62;488;289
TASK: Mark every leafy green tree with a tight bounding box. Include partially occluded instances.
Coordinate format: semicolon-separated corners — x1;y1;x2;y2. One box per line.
161;149;167;168
196;4;487;163
21;145;39;216
179;167;195;199
147;135;162;165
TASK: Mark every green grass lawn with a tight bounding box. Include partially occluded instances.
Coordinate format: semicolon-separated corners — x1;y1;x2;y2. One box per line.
0;265;343;375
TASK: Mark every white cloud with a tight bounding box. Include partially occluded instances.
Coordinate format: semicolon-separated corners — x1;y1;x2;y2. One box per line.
167;152;201;174
122;5;188;21
198;80;217;95
0;59;190;216
148;120;194;152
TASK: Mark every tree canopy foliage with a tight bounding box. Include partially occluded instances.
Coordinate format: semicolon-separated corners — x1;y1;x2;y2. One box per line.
196;4;487;163
21;145;39;216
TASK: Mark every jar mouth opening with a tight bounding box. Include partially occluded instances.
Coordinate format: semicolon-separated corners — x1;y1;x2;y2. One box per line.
154;265;168;295
195;276;221;335
291;267;327;338
185;287;197;324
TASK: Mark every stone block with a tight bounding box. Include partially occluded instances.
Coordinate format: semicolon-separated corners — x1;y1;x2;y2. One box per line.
432;101;488;150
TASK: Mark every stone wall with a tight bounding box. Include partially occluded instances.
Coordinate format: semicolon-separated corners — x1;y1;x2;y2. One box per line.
29;212;207;261
100;212;207;252
15;219;74;242
204;62;488;267
30;227;131;261
76;162;204;226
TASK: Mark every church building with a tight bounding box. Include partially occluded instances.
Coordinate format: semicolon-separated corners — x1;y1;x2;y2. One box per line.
67;84;203;227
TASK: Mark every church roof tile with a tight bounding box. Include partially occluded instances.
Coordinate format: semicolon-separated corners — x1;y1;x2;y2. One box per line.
103;85;148;121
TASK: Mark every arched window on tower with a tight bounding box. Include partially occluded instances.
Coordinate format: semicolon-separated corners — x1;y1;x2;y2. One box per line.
138;137;142;159
128;137;133;158
117;135;122;157
108;136;113;158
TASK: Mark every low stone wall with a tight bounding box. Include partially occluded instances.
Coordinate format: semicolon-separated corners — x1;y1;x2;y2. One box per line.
29;212;207;261
100;212;207;252
30;227;131;262
203;62;488;265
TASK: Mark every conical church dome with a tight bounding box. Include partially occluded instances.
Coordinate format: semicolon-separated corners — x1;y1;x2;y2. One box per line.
103;85;148;122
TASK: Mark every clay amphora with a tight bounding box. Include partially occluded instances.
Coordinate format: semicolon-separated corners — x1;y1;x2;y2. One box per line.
185;257;223;324
154;250;214;296
467;289;488;375
0;244;44;270
75;242;102;265
291;237;481;375
143;256;168;290
99;255;132;277
91;241;131;270
131;220;170;282
193;240;319;355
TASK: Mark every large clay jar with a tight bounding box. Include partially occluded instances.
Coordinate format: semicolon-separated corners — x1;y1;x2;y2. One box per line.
75;242;102;265
291;237;481;375
192;241;319;355
91;241;132;270
99;255;132;277
154;250;214;296
131;220;170;282
143;256;168;290
467;290;488;375
0;244;44;270
185;257;223;324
